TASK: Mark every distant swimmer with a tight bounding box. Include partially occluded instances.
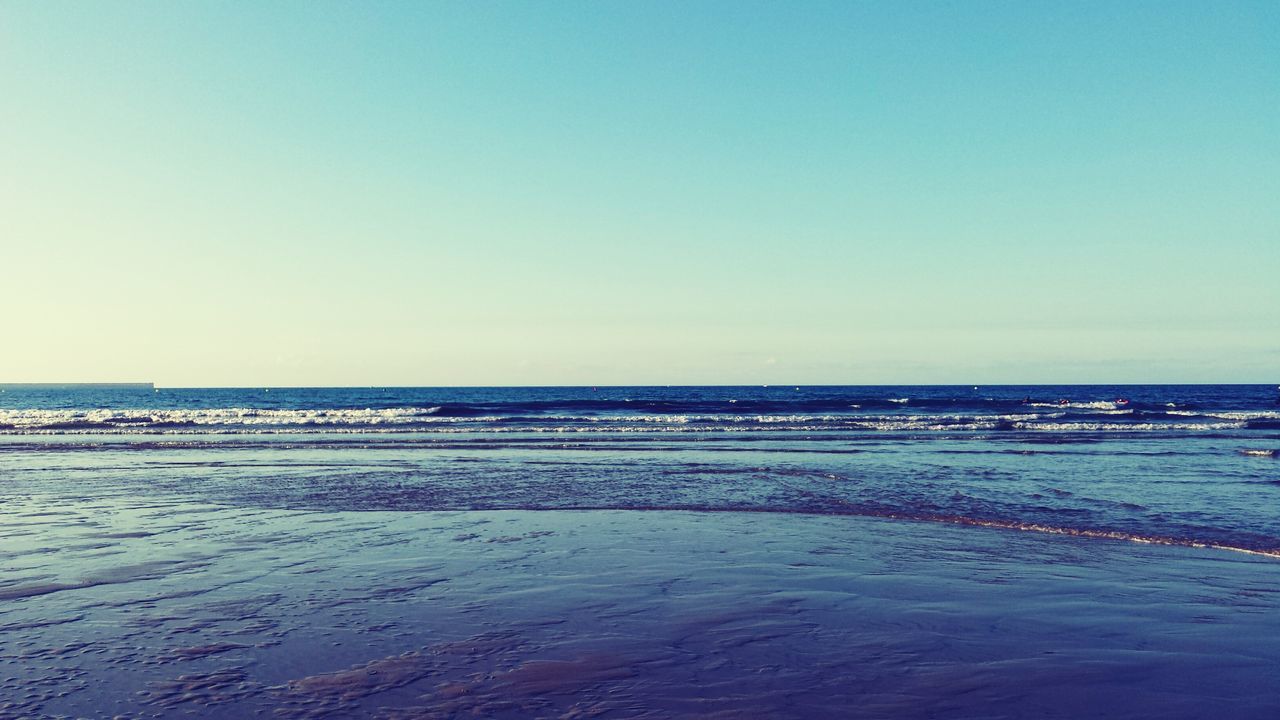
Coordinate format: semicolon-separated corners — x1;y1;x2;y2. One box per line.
1116;398;1130;406
1058;399;1070;406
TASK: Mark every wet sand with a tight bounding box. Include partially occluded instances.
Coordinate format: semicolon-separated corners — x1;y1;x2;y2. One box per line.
3;494;1278;719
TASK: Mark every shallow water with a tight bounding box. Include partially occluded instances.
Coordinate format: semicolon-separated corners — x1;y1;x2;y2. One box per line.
3;384;1279;554
2;386;1278;718
4;429;1278;555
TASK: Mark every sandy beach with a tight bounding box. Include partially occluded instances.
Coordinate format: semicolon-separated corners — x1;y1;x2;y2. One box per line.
3;493;1278;719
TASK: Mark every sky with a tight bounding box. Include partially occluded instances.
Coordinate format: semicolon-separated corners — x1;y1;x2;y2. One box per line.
2;1;1277;386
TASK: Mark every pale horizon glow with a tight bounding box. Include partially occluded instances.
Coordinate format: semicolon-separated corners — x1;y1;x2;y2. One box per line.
3;2;1277;386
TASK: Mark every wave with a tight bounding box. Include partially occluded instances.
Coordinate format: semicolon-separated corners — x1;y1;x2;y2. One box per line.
1167;410;1280;420
523;503;1280;559
0;407;455;429
0;404;1270;436
914;514;1280;559
2;389;1280;435
1026;401;1126;410
1009;421;1242;433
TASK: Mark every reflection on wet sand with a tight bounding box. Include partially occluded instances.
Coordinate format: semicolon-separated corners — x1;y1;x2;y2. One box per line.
2;493;1279;719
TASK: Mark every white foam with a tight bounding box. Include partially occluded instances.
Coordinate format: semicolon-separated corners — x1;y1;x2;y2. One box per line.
1026;401;1121;410
1014;421;1242;432
1167;410;1280;420
0;407;463;429
0;405;1263;436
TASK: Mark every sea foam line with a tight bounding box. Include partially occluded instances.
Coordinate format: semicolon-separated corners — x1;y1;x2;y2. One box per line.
532;505;1280;560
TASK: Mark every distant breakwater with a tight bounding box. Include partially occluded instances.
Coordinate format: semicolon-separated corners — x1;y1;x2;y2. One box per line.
0;382;154;390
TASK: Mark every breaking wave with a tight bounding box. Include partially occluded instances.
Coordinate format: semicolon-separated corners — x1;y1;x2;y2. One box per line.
0;405;1270;436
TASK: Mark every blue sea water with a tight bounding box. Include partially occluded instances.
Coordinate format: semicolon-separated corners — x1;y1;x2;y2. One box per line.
2;384;1278;555
1;384;1278;432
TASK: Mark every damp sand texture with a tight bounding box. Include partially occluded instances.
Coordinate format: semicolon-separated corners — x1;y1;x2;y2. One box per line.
2;504;1278;719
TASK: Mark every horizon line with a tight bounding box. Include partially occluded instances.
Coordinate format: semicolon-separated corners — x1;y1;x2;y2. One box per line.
4;382;1276;390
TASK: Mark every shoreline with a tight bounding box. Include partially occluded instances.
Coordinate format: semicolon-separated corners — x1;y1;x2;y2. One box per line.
3;501;1278;718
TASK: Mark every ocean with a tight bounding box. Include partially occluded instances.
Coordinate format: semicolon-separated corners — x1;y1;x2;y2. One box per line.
2;385;1278;718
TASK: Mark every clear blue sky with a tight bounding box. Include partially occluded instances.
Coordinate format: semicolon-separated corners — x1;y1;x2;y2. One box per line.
2;1;1276;386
